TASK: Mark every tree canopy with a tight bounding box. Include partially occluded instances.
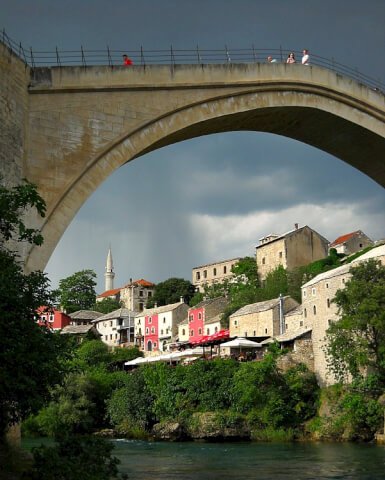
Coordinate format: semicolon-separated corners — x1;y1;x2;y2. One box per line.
146;277;195;308
326;259;385;384
93;297;122;314
56;270;97;314
0;180;66;437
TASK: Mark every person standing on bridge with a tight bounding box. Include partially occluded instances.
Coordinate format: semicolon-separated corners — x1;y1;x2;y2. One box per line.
302;49;310;65
286;52;296;63
122;54;133;66
267;55;278;63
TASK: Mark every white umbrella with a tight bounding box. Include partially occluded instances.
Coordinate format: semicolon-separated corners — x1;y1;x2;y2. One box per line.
220;337;262;348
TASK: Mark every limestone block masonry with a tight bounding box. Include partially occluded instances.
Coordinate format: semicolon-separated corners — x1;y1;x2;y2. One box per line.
1;42;384;273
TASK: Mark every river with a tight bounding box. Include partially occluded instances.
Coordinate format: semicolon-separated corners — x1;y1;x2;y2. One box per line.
22;438;385;479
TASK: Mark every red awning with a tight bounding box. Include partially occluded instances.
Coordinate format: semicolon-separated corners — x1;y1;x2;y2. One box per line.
192;329;230;346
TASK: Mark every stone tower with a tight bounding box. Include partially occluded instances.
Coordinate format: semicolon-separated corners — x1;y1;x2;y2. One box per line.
104;247;115;291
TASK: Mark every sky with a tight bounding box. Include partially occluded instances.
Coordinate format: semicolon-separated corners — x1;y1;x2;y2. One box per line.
2;0;385;293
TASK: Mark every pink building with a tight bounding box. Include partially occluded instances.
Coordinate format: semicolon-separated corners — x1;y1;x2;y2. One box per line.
188;297;229;344
144;312;159;352
36;306;71;331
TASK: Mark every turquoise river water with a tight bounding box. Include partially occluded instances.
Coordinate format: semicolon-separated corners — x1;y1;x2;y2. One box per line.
22;438;385;479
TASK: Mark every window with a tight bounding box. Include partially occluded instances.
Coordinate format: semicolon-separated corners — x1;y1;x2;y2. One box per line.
207;328;210;335
300;320;303;327
223;266;227;274
234;319;238;326
110;321;113;327
138;328;142;335
215;327;218;333
196;272;201;280
49;315;54;322
303;290;307;298
138;319;141;325
146;327;149;334
203;270;207;279
244;331;248;337
285;324;288;330
139;303;144;311
151;327;155;334
161;329;164;335
279;251;283;259
265;328;268;334
153;342;157;348
262;257;266;265
139;290;143;297
190;330;194;337
312;288;316;296
304;308;307;318
110;334;112;340
328;319;333;326
149;317;152;324
342;278;345;284
182;328;185;336
253;330;256;336
163;317;166;323
313;305;317;315
148;291;152;297
326;283;329;289
198;328;202;335
198;313;202;320
189;314;193;322
115;333;118;339
105;335;108;341
327;298;330;308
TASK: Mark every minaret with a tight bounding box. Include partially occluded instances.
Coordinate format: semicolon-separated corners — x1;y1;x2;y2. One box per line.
105;247;115;291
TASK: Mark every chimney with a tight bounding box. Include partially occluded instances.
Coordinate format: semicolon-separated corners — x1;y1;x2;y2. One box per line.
154;302;158;308
294;223;299;230
180;296;184;304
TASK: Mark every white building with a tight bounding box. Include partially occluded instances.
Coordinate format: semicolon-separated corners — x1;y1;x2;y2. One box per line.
92;308;137;348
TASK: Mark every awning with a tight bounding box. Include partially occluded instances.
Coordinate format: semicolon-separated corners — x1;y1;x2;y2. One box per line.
220;337;262;348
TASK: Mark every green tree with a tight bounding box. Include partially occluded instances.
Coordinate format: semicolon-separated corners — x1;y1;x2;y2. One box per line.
56;270;97;314
146;277;195;308
326;259;385;383
93;297;122;314
262;265;289;300
231;256;259;285
0;180;65;438
23;435;127;480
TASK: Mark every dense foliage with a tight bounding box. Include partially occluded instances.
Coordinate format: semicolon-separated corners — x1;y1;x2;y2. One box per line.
326;259;385;383
146;277;196;308
93;297;123;314
22;435;127;480
106;352;319;440
55;270;97;314
0;181;67;438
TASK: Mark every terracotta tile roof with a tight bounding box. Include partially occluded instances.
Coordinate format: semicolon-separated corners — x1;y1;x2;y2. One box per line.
330;231;360;247
97;288;121;298
124;279;155;288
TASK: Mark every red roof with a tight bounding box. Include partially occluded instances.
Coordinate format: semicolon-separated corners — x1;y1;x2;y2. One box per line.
97;288;121;298
330;231;360;247
125;279;155;288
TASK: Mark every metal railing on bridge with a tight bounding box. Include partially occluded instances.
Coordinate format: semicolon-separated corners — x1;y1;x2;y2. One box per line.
2;29;384;92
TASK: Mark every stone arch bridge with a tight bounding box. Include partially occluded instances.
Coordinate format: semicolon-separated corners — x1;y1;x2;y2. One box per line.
1;43;384;272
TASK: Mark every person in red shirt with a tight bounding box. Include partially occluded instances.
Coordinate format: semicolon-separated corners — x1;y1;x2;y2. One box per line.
122;54;133;66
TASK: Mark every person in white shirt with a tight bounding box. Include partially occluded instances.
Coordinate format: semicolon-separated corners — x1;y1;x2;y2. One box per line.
302;49;310;65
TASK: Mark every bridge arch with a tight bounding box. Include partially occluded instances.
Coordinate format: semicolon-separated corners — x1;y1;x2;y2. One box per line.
20;65;385;272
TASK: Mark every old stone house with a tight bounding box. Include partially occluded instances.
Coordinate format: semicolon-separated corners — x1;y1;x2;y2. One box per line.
301;244;385;386
192;257;240;292
92;308;137;348
229;296;299;340
256;224;329;281
329;230;373;255
69;310;103;326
